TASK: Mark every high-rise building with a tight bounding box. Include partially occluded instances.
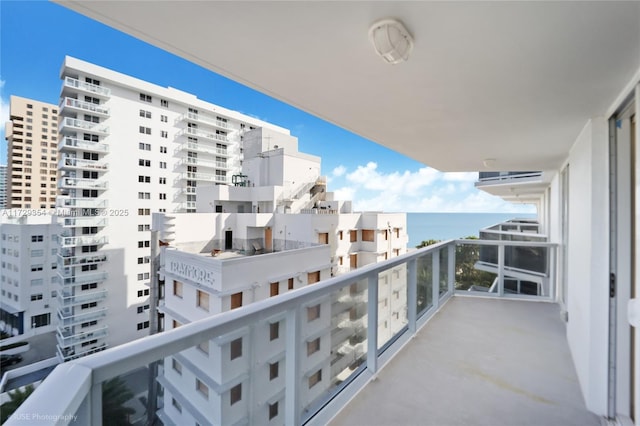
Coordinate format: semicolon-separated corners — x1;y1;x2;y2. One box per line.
5;96;59;209
55;56;294;361
0;164;7;209
0;215;60;337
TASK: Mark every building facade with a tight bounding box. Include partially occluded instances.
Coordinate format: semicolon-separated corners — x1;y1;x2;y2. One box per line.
0;164;7;209
5;96;59;209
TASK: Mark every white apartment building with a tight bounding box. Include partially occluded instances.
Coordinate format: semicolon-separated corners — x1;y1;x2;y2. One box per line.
154;134;408;424
55;56;296;361
0;215;60;337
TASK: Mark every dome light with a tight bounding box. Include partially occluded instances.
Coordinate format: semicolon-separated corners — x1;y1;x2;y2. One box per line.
368;18;414;65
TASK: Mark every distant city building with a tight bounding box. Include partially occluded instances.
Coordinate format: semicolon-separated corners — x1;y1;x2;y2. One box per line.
153;131;408;424
0;215;60;337
5;96;59;209
0;165;7;208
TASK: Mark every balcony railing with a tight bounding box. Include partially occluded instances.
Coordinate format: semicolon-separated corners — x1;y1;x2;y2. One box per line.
182;112;230;130
177;141;230;157
475;171;542;186
58;252;108;267
58;271;109;287
59;97;110;117
62;76;111;98
57;307;108;328
181;127;228;142
59;157;108;171
59;137;109;154
180;156;229;169
58;177;108;190
58;288;108;307
59;117;109;136
56;197;107;209
61;217;108;228
57;326;108;348
180;171;227;183
9;238;556;426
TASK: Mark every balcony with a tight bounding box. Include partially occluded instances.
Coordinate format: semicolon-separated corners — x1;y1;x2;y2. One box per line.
180;127;228;142
182;112;230;130
179;156;229;169
180;171;227;183
59;117;109;136
59;97;110;117
58;288;108;307
57;307;107;328
58;271;108;287
61;217;108;228
177;141;230;157
61;76;111;98
59;157;108;171
59;137;109;154
60;235;108;248
9;237;592;426
56;326;108;349
58;177;108;190
58;252;108;267
56;196;107;209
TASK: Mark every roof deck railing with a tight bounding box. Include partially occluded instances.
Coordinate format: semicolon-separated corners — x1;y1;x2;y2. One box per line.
7;237;557;426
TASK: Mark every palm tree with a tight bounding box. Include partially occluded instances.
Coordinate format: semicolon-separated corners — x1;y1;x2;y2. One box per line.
102;377;135;426
0;384;34;424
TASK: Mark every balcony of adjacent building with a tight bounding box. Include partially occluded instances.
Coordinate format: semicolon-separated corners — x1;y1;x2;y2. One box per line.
59;97;110;118
59;136;109;154
179;171;228;184
57;307;108;329
56;196;107;210
57;288;108;308
60;216;108;229
60;76;111;99
59;156;108;172
57;270;109;288
181;112;230;131
175;140;231;157
179;156;230;170
9;229;597;426
59;234;108;248
56;325;109;350
59;117;109;136
180;127;228;143
475;172;551;204
58;247;108;265
58;176;108;191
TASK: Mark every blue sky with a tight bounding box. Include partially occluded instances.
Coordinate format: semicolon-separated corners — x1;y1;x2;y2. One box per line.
0;1;534;214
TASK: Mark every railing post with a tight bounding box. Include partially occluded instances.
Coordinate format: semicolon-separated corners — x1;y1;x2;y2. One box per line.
432;250;440;308
498;244;505;297
448;243;455;294
407;259;417;334
285;308;301;425
367;274;379;374
549;245;557;301
90;381;102;425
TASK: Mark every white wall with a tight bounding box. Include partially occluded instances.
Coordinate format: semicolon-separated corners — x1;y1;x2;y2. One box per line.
566;117;610;415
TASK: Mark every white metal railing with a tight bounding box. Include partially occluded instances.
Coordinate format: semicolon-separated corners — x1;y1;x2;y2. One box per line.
59;117;109;135
58;177;108;190
57;197;107;209
62;217;108;228
62;76;111;97
178;141;230;156
59;137;109;153
58;252;108;267
181;171;227;183
476;171;542;184
57;307;108;328
59;157;108;171
60;97;110;116
61;235;108;247
58;271;109;287
183;112;229;129
57;326;108;348
8;238;557;426
180;156;229;169
58;289;108;307
181;127;228;142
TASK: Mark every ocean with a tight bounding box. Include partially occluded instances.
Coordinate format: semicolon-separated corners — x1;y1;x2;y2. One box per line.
406;212;537;248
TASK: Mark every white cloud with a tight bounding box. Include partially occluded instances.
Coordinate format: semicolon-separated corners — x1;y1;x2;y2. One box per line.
332;165;346;177
327;161;536;214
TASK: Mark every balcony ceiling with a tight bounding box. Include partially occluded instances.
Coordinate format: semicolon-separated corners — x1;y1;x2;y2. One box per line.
57;1;640;171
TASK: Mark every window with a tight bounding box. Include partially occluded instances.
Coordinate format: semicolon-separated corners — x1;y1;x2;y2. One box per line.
362;229;375;242
173;281;183;298
138;159;151;167
172;358;182;375
269;402;278;420
31;265;43;272
31;235;43;242
318;232;329;244
160;115;168;122
288;278;294;290
196;379;209;399
159;177;166;184
31;249;43;257
138;192;151;199
160;146;167;153
262;322;278;345
197;290;209;311
139;93;152;103
230;384;241;405
139;126;151;135
172;319;181;329
138;240;150;248
138;143;151;151
159;193;166;200
136;321;149;330
350;230;358;242
139;109;151;119
230;338;242;360
31;313;50;328
308;369;322;388
138;175;151;183
269;362;279;380
307;271;320;285
338;230;344;240
171;398;182;413
30;294;43;301
81;320;98;328
230;292;242;309
160;131;168;138
307;338;320;356
138;208;150;216
81;302;97;310
138;224;150;232
307;304;321;322
270;282;279;297
159;161;167;169
160;99;169;107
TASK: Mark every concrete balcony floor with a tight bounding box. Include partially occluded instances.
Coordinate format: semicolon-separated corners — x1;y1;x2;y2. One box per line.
331;296;601;426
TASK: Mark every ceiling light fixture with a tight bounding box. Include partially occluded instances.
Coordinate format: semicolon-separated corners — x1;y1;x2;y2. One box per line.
368;18;414;65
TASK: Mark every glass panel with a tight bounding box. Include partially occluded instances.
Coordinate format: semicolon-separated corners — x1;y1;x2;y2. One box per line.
455;242;497;292
301;279;368;418
504;244;548;275
377;266;408;350
439;248;448;296
415;253;433;316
